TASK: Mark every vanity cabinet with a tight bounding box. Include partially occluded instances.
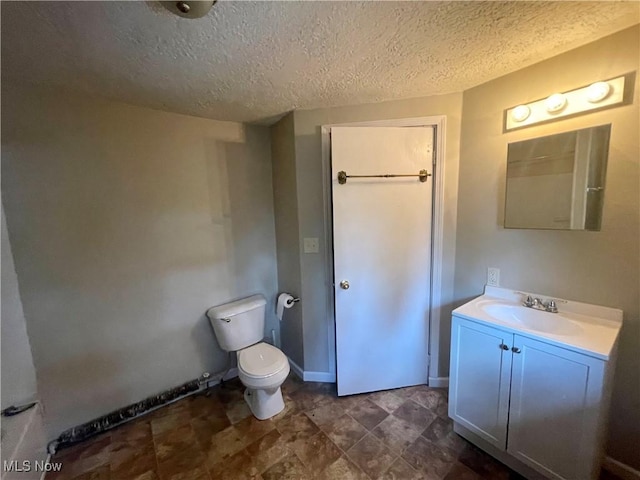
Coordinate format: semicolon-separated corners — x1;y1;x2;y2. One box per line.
449;315;611;480
448;318;512;449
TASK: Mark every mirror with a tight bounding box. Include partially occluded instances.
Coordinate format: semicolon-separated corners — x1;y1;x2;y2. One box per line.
504;124;611;231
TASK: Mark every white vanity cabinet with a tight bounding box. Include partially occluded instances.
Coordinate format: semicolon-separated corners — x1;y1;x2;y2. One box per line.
449;318;512;450
450;314;615;480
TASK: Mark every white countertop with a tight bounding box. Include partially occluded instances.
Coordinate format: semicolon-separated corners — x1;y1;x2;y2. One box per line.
452;286;623;361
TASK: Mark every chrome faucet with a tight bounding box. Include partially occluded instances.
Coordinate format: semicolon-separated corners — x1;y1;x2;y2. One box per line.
523;295;558;313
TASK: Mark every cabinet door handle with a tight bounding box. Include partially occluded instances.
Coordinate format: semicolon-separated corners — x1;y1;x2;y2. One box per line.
500;344;509;350
512;347;522;353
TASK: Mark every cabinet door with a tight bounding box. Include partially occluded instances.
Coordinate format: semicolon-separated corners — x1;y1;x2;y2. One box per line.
449;316;512;449
508;335;605;480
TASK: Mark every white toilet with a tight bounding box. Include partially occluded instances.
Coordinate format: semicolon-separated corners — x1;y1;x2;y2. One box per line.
206;294;290;420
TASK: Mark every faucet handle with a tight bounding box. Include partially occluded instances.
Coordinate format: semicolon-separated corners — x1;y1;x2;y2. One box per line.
523;295;534;307
546;300;558;313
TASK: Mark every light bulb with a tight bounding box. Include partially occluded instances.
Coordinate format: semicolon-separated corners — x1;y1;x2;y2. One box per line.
586;81;611;103
511;105;531;122
545;93;567;113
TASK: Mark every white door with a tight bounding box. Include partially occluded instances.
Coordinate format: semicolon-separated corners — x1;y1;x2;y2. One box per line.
448;317;512;450
331;126;433;396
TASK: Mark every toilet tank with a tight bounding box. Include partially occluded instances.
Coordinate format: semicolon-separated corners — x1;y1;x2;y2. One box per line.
206;294;266;351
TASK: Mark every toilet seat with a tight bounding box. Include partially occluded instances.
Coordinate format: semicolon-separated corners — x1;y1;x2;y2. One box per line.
238;342;288;379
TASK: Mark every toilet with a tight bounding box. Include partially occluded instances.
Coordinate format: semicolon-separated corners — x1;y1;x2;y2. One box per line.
206;294;290;420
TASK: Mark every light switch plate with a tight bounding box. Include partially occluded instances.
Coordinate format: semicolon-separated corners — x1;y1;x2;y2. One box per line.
303;237;319;254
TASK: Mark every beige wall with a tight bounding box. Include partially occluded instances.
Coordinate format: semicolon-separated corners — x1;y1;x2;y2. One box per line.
455;25;639;468
270;113;304;368
291;93;463;375
1;204;38;409
1;86;278;439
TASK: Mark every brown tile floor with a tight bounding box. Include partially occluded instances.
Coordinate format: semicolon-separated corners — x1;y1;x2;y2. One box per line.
48;375;621;480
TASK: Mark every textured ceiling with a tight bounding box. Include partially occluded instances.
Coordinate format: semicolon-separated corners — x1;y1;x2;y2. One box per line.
2;1;639;124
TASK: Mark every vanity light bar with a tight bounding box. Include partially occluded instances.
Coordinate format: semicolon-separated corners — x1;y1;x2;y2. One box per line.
504;75;626;131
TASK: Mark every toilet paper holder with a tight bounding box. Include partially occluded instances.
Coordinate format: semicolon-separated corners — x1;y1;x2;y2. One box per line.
277;293;300;322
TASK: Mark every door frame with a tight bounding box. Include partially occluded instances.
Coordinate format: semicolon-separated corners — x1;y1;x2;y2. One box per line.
320;116;447;384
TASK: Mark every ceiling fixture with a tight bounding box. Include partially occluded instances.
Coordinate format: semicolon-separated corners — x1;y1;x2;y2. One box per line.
161;1;216;19
504;75;629;131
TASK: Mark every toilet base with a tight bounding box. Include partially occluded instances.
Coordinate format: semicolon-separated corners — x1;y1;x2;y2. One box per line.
243;386;285;420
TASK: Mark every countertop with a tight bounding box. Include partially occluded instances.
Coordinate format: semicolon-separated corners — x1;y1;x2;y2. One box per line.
452;286;623;361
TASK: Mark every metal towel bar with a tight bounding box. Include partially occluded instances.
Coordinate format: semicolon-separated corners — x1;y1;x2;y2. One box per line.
337;169;430;185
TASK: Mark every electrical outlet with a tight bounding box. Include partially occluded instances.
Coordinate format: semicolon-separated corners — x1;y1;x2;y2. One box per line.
303;237;319;254
487;267;500;287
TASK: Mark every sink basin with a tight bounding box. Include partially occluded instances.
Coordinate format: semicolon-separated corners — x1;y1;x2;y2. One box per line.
453;286;623;360
480;303;582;336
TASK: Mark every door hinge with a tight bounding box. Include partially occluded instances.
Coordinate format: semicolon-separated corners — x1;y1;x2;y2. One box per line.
426;355;431;367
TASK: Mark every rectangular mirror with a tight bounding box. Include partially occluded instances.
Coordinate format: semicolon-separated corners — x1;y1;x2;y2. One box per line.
504;124;611;231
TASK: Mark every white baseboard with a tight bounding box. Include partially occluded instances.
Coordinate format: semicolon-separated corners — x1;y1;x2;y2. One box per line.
287;357;304;380
428;376;449;388
603;456;640;480
286;357;335;383
303;370;336;383
230;360;434;388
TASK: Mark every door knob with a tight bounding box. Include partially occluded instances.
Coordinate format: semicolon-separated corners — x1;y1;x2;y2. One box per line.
500;344;509;350
512;347;522;353
339;280;350;290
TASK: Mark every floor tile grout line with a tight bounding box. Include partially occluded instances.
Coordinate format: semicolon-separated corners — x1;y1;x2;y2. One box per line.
343;431;400;480
322;413;373;480
295;400;375;480
321;398;446;480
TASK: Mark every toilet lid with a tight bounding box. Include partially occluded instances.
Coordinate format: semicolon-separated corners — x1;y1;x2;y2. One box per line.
238;342;288;378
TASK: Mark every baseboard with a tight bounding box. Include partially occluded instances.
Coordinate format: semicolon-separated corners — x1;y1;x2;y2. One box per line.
428;376;449;388
286;357;335;383
287;357;304;380
603;456;640;480
303;370;336;383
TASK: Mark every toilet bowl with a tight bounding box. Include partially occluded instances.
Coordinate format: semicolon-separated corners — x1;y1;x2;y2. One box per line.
237;342;290;419
206;294;290;420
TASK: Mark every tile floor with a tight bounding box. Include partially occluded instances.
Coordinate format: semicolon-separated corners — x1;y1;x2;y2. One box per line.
48;375;621;480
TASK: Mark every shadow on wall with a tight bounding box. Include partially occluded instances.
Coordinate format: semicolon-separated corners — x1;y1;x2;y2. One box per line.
204;132;280;339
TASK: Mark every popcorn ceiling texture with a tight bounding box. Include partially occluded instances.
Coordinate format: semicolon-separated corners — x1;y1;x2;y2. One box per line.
1;1;638;124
